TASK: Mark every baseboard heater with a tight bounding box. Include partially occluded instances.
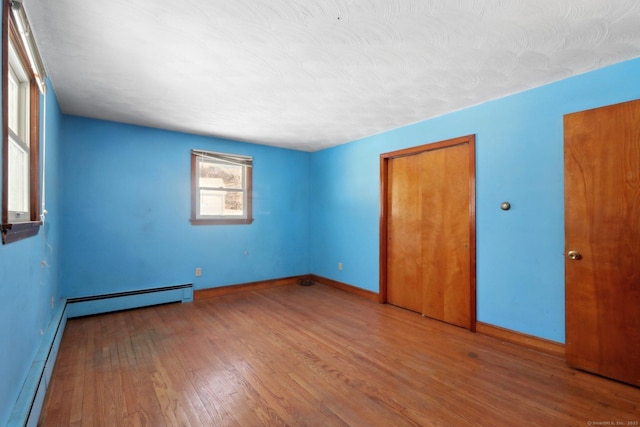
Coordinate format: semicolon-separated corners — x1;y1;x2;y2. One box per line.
66;283;193;318
9;283;193;427
8;301;67;427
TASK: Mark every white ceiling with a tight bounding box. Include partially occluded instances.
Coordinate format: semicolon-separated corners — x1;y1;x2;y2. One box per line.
24;0;640;152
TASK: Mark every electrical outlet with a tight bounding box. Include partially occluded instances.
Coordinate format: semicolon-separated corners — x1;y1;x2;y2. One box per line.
195;267;202;277
338;262;343;271
51;296;54;309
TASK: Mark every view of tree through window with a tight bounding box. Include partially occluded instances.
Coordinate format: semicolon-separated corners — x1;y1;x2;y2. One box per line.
191;150;252;225
199;161;244;215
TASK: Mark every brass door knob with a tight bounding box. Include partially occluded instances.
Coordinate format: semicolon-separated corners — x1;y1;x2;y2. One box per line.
567;251;582;260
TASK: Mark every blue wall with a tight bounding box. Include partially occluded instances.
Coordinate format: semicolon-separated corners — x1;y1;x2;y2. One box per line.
0;83;63;425
2;45;639;425
60;117;310;298
310;57;640;343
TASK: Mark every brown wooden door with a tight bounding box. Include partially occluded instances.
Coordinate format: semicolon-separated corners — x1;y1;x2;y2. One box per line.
387;153;423;313
383;136;475;330
564;99;640;387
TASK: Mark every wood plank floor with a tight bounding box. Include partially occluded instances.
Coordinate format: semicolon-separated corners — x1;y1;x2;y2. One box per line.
40;284;640;426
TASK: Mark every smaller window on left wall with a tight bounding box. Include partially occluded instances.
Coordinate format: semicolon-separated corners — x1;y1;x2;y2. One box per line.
2;0;47;244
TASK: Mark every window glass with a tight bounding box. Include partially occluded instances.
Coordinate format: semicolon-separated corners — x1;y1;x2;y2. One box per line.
8;137;29;218
198;160;244;216
191;150;253;225
8;48;29;143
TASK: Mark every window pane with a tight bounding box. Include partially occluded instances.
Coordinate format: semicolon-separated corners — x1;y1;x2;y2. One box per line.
191;152;252;224
8;137;29;215
223;191;244;215
8;68;19;135
8;54;29;143
200;189;224;216
199;161;243;190
199;189;244;217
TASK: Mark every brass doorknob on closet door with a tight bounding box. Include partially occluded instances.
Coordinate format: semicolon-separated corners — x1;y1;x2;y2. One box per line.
567;251;582;260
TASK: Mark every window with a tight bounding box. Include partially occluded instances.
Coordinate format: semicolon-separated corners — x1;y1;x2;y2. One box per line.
2;0;46;244
7;35;30;221
190;150;253;225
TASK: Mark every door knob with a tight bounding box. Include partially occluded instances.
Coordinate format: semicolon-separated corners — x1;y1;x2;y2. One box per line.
567;250;582;260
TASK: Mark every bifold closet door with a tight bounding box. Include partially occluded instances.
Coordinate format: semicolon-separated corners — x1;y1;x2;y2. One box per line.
386;137;474;330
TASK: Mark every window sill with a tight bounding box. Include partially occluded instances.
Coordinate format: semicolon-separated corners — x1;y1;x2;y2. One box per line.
190;218;254;226
1;221;42;244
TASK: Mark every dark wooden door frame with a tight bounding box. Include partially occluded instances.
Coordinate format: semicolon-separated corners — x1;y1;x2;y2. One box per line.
379;134;477;332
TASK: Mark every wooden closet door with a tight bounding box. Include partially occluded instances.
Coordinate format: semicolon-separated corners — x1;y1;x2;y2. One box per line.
421;144;471;328
387;153;423;313
564;99;640;386
384;136;475;330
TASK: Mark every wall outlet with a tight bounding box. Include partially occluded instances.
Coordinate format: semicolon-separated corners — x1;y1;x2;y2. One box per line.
195;267;202;277
51;296;54;309
338;262;343;271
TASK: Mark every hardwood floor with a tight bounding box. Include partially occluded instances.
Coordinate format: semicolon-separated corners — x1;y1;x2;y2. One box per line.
40;284;640;426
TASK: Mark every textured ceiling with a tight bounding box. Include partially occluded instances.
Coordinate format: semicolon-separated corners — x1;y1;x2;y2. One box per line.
24;0;640;151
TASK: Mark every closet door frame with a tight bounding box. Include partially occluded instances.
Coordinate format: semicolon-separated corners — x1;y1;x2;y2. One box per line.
379;134;476;331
